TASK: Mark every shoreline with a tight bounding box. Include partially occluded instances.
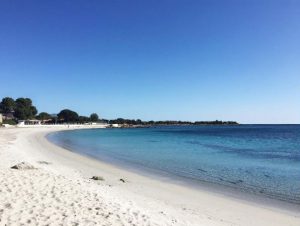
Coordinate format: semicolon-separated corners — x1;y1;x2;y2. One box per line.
1;127;299;225
48;129;300;210
48;128;300;208
47;128;300;212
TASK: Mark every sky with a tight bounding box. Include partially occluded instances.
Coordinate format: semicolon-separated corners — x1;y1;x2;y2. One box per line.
0;0;299;123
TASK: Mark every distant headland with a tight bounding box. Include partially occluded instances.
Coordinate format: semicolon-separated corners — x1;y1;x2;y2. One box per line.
104;119;238;127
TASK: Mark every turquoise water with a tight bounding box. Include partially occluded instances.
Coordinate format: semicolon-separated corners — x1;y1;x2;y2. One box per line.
48;125;300;204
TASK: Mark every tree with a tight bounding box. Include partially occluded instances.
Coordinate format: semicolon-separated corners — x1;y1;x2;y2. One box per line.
31;106;38;116
14;98;38;120
78;116;90;124
90;113;99;122
36;112;52;120
0;97;15;113
57;109;79;123
136;119;142;125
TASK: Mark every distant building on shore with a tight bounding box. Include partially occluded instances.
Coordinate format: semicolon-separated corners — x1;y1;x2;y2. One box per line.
0;113;3;124
18;120;41;126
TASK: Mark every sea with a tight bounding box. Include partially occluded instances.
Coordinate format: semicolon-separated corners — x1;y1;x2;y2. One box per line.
48;125;300;204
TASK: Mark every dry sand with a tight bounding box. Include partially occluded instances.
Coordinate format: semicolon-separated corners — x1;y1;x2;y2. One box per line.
0;127;299;226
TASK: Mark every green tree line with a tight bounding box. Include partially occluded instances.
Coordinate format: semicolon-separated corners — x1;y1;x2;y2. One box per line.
1;96;238;126
0;97;100;124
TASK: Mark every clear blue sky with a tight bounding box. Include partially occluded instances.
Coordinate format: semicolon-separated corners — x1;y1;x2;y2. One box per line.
0;0;299;123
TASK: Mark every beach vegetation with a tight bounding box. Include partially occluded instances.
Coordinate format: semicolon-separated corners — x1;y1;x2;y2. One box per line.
1;96;239;126
36;112;52;120
99;118;109;124
107;118;238;126
0;97;16;113
2;119;17;125
14;98;38;120
78;116;90;123
57;109;79;123
90;113;99;122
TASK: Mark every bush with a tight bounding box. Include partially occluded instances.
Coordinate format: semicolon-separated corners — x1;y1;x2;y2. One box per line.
90;113;99;122
3;119;17;125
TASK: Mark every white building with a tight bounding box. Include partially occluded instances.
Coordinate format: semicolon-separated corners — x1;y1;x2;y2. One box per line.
17;120;41;126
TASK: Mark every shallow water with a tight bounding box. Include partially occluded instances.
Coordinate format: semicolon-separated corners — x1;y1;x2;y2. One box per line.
48;125;300;204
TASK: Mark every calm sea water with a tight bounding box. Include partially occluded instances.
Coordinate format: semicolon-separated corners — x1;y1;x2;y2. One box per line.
48;125;300;204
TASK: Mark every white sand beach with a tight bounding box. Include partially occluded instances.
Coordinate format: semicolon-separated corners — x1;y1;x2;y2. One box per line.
0;127;299;226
